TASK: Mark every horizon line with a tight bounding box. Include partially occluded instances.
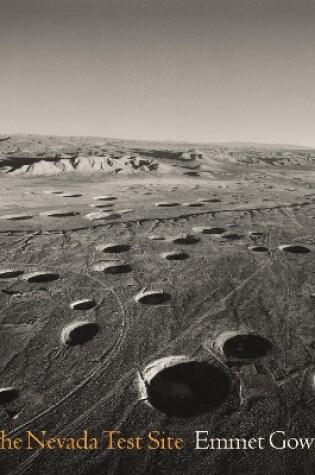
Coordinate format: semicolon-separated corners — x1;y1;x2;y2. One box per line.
2;132;314;150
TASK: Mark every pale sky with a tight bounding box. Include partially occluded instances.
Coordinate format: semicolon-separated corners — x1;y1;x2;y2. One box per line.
1;0;315;146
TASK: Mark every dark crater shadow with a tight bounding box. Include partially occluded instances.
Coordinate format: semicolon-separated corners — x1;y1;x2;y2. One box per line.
156;202;180;208
1;214;33;221
40;210;78;217
0;388;19;405
170;235;200;245
183;171;200;177
199;227;226;235
0;270;23;279
280;245;311;254
103;264;132;274
100;244;131;253
162;252;189;261
248;231;264;237
147;361;231;417
184;203;204;207
64;323;99;345
249;246;269;253
137;292;171;305
71;299;96;311
222;334;271;359
24;272;59;283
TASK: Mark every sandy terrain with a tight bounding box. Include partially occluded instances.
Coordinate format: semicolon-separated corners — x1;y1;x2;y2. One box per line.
0;134;315;474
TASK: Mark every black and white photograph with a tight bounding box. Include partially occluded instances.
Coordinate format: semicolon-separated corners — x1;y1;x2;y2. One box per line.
0;1;315;474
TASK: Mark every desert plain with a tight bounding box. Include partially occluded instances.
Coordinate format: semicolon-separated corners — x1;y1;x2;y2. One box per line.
0;134;315;474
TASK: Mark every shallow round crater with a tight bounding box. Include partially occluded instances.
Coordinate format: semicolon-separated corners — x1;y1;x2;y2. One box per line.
40;210;77;217
0;214;33;221
197;198;215;203
135;290;171;305
48;190;64;195
248;231;264;237
85;212;122;221
0;387;19;405
96;243;131;253
169;234;200;245
89;203;114;209
70;299;96;311
93;196;117;201
279;244;311;254
217;332;271;360
23;272;59;283
183;171;200;176
193;227;225;235
61;321;99;345
61;193;82;198
93;208;114;213
148;235;166;241
97;212;122;220
93;262;132;274
248;246;269;253
182;202;204;207
221;233;242;241
140;356;231;417
161;251;189;261
0;269;24;279
155;202;180;208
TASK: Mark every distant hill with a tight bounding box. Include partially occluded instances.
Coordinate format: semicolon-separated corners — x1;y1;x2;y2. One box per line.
0;134;314;175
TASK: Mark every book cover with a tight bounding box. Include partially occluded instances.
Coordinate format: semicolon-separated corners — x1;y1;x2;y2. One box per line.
1;1;315;474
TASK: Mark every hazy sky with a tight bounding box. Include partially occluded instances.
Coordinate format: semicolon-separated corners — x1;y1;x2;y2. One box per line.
1;0;315;146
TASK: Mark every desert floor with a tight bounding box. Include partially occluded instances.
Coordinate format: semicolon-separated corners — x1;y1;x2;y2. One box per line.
0;136;315;474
